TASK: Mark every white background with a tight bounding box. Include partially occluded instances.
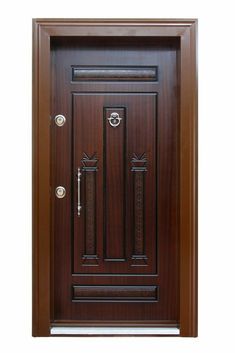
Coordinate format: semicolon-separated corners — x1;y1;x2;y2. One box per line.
0;0;235;351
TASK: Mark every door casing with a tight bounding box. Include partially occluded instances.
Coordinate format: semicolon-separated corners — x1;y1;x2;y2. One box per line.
32;18;198;337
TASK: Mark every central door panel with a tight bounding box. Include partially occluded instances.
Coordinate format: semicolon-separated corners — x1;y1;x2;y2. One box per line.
73;93;157;274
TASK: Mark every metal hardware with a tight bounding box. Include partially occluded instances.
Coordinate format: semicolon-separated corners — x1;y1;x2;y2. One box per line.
54;114;66;127
55;186;66;198
77;168;82;216
108;112;122;127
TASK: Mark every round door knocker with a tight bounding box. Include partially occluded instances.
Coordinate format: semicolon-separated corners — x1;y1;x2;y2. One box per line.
108;112;122;128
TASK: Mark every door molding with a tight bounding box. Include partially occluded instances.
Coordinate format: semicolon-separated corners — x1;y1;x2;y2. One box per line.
32;18;198;337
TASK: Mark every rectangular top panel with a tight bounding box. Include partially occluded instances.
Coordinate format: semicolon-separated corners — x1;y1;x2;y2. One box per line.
72;66;158;82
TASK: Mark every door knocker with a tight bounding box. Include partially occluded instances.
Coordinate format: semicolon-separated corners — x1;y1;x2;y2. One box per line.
108;112;122;127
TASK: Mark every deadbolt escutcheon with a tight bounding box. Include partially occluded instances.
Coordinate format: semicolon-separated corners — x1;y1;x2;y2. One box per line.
55;186;66;198
54;114;66;127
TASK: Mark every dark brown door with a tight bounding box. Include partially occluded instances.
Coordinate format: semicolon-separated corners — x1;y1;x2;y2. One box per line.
51;37;179;326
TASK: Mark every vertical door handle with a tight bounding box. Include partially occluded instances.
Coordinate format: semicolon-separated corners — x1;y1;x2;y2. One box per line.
77;168;82;216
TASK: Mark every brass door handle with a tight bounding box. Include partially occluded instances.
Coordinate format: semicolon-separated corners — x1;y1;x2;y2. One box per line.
77;168;82;216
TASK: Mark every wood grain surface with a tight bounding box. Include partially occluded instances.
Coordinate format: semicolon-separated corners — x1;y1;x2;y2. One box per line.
32;19;197;337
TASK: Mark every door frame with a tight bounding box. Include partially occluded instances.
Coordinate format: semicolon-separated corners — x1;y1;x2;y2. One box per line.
32;18;198;337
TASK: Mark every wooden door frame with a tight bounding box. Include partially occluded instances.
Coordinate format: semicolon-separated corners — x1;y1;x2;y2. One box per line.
32;18;198;337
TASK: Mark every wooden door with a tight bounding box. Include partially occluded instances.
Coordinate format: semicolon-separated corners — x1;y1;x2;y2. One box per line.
33;19;197;337
51;37;179;326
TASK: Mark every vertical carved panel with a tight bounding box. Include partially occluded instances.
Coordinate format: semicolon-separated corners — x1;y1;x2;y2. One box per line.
82;153;99;265
134;172;145;254
85;172;96;254
103;107;126;260
131;153;148;266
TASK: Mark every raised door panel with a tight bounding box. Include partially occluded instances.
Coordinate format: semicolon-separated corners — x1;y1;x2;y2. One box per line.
73;93;157;274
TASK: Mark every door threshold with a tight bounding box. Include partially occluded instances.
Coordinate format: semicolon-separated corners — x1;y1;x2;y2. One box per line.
50;326;180;335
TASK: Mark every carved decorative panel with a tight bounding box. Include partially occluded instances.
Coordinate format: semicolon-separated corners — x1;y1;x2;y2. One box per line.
103;107;126;261
81;153;99;265
131;153;148;266
73;93;157;274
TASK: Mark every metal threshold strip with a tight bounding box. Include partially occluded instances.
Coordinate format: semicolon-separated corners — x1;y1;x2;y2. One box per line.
50;326;180;335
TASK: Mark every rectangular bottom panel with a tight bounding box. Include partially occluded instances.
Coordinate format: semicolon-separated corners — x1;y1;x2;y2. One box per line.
51;326;180;335
72;285;158;301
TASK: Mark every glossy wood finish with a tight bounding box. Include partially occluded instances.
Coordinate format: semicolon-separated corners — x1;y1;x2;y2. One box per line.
52;36;178;322
32;19;197;337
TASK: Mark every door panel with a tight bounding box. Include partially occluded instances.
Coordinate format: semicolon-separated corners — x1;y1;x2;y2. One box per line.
73;93;157;274
51;37;179;323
